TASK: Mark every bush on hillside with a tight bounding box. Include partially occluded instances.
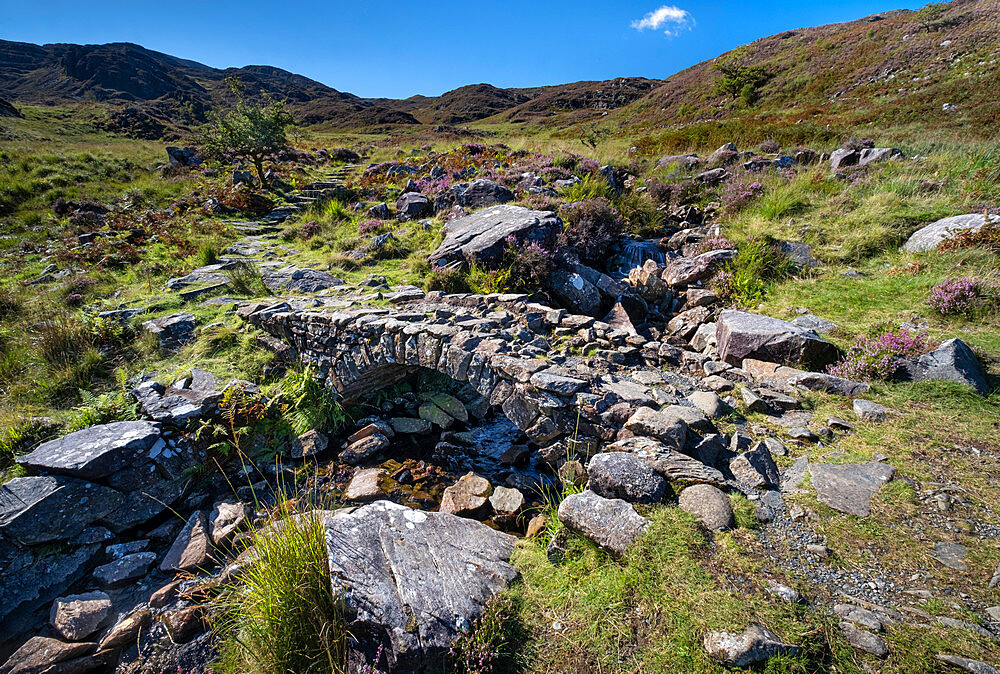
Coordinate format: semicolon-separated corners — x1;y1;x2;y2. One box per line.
828;326;933;381
928;277;999;318
558;198;624;266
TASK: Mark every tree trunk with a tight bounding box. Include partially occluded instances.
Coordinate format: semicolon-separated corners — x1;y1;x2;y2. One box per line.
252;155;268;190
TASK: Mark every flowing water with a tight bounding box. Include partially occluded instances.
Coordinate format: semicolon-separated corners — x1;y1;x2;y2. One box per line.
618;238;666;277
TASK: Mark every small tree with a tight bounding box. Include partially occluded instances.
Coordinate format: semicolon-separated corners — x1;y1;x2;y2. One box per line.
915;2;947;32
714;47;772;103
203;77;294;187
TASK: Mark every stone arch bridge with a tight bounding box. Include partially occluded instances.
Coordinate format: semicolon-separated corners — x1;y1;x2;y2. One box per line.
241;292;705;450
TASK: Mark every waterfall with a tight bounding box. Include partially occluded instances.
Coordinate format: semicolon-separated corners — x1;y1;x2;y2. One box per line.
618;239;666;276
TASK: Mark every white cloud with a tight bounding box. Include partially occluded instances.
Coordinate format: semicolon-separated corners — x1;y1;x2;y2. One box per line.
631;5;694;37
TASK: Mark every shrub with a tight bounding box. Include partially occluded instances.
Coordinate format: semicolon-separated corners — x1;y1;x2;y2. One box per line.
357;219;383;236
272;366;348;436
646;179;673;207
505;239;555;293
696;235;735;253
448;593;516;674
425;267;472;294
928;277;998;317
616;192;666;238
937;221;1000;254
67;382;139;432
828;326;933;381
299;220;321;239
558;198;624;266
214;505;346;674
760;139;780;154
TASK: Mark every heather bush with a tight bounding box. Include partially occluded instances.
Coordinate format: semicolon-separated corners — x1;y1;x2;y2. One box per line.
616;192;666;238
558;198;624;266
299;220;321;239
646;178;673;206
928;276;999;317
448;593;516;674
696;235;735;253
937;221;1000;254
670;180;706;207
358;219;383;236
720;180;765;214
760;139;780;153
505;238;555;292
828;326;933;381
425;267;472;294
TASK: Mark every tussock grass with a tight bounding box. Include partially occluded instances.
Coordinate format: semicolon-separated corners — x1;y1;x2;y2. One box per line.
214;501;346;674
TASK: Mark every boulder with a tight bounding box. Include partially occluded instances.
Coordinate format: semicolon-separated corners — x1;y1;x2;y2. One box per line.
395;192;430;220
433;179;514;213
142;313;196;351
787;372;869;397
778;241;822;269
829;149;859;171
131;381;221;426
340;432;390;464
0;476;122;545
906;338;989;394
622;407;687;450
428;205;561;267
605;436;725;485
549;269;602;315
262;267;344;293
656;154;702;170
808;462;895;516
324;501;518;670
678;484;734;530
903;214;1000;253
662;249;737;287
716;310;840;369
557;490;649;558
99;609;152;650
489;486;526;528
858;147;902;167
160;510;212;572
418;402;455;429
840;622;889;658
703;624;800;667
628;259;669;302
440;472;492;518
17;421;162;481
50;591;113;641
586;452;668;504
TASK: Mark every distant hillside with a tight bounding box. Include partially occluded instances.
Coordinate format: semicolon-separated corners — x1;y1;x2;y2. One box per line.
609;0;1000;149
0;40;417;129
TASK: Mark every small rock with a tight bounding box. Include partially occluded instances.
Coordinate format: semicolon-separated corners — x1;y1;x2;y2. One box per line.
806;544;831;559
344;468;386;502
93;552;157;587
678;484;734;531
388;417;432;434
586;452;667;504
936;654;1000;673
440;472;492;518
933;541;969;571
840;621;888;658
149;580;182;609
729;442;780;489
100;609;153;650
703;623;800;667
160;510;212;572
766;584;801;603
291;429;328;459
0;637;96;674
209;500;249;545
853;399;894;422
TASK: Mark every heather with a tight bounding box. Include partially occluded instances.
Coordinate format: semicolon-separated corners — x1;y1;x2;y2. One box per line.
827;326;934;382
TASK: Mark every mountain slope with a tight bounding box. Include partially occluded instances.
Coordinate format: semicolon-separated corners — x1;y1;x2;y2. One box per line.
609;0;1000;147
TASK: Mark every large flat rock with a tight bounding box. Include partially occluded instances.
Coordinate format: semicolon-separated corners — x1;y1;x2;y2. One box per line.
428;204;561;267
716;310;840;369
604;436;725;485
808;462;895;516
0;476;122;545
324;501;518;671
903;214;1000;253
17;421;163;481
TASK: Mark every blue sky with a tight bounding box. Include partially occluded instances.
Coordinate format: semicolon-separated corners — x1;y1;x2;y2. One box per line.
0;0;924;98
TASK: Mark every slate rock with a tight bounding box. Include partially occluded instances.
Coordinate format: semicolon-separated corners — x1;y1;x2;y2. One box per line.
93;551;157;587
209;501;249;545
586;452;668;504
933;541;968;571
142;313;196;351
791;314;838;333
729;441;780;489
557;490;649;558
703;623;800;667
808;462;895;516
50;591;112;640
778;241;822;269
489;487;526;526
0;476;122;545
160;510;212;572
907;338;989;394
340;433;390;464
428;205;561;267
18;420;162;481
434;179;514;213
605;436;725;485
324;501;518;671
788;372;869;397
0;637;96;674
903;214;1000;253
716;310;840;369
549;269;602;315
262;267;344;293
662;249;737;287
131;381;220;426
344;468;386;502
291;429;328;459
936;654;1000;674
678;484;734;530
395;192;430;220
99;609;153;650
389;417;432;434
